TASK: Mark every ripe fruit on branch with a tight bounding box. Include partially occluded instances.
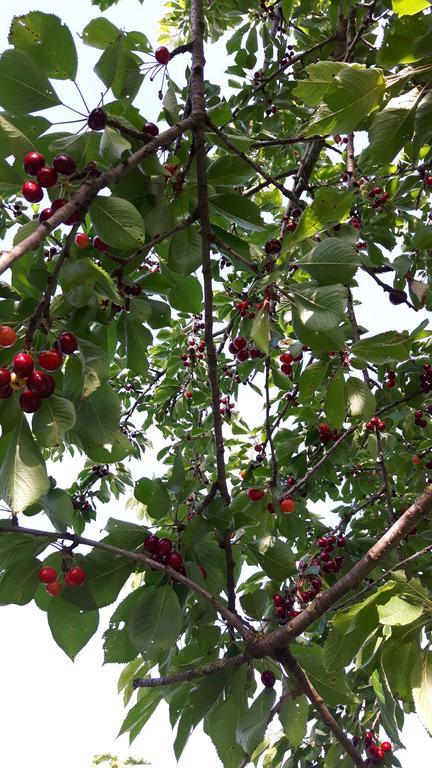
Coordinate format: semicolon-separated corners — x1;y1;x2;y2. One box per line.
38;348;63;371
156;538;173;556
36;166;58;188
143;534;159;553
39;207;53;223
261;670;275;687
52;198;66;211
88;108;108;130
75;233;89;248
247;488;265;501
38;567;57;584
58;331;78;354
264;238;281;255
380;742;392;753
0;326;17;347
167;551;183;570
155;46;170;65
0;368;11;388
412;454;421;465
65;566;86;586
93;236;110;253
13;353;34;378
47;580;62;596
143;122;159;136
23;151;45;176
19;389;42;413
388;289;407;305
53;153;76;175
27;370;55;398
164;162;177;175
279;353;293;364
22;181;43;203
280;498;295;514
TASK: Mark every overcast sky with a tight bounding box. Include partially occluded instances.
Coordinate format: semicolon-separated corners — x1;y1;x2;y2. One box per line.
0;1;430;766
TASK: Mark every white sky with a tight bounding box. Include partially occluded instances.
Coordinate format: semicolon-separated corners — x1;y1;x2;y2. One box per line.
0;1;430;766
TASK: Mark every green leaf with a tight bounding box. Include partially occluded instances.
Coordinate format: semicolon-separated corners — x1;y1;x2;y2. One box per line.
9;12;78;79
291;284;347;331
204;694;246;768
283;189;353;246
82;18;121;48
90;196;145;249
306;65;386;135
168;226;202;276
324;370;346;429
279;695;309;748
361;88;420;166
346;377;376;421
104;589;144;663
100;126;131;163
292;645;355;705
297;239;360;285
208;155;255;187
252;540;296;581
0;112;40;156
95;39;143;100
371;668;402;747
0;49;60;113
412;651;432;735
60;259;122;304
293;61;345;106
134;477;172;519
250;309;270;355
0;417;49;513
32;396;76;447
125;315;152;375
47;598;99;661
392;0;430;14
0;526;52;569
42;487;75;530
382;634;421;702
236;689;276;755
74;384;121;446
119;688;164;740
0;558;40;605
209;194;264;231
65;549;134;610
167;275;203;314
352;331;410;364
298;361;329;399
128;584;183;654
378;595;423;626
79;338;110;399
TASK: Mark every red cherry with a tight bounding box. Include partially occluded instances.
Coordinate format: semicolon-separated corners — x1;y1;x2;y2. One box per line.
273;594;284;606
65;566;86;586
237;348;249;362
261;670;275;687
26;370;55;398
425;175;432;186
167;551;183;570
19;389;42;413
412;454;421;465
51;198;66;211
53;153;76;175
47;580;62;596
264;238;281;255
0;368;11;388
281;363;293;375
280;498;295;514
88;108;108;130
37;166;58;189
93;236;110;253
365;731;373;744
22;181;43;203
38;349;63;371
143;534;159;553
247;488;265;501
233;336;247;351
0;325;17;348
13;352;34;378
380;742;392;753
249;347;261;358
58;331;78;355
39;207;53;223
143;122;159;136
374;748;384;762
0;385;12;399
389;289;407;305
185;390;193;399
156;538;172;556
23;151;45;176
337;536;346;547
267;502;275;513
279;353;293;364
38;566;57;584
155;46;170;65
75;233;89;248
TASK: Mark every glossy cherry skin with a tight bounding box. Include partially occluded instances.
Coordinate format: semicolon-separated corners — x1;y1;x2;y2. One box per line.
93;236;110;253
156;538;173;556
261;670;276;687
380;742;391;753
36;166;58;188
47;580;62;596
65;566;86;586
19;389;42;413
58;331;78;354
38;348;63;371
75;233;89;248
0;368;11;388
13;353;34;378
38;566;58;584
280;498;295;514
87;108;108;130
39;207;54;223
247;488;265;501
26;370;55;398
143;535;159;553
155;46;170;65
53;153;76;175
22;181;43;203
23;151;45;176
0;325;17;348
51;198;67;212
143;122;159;136
167;551;183;570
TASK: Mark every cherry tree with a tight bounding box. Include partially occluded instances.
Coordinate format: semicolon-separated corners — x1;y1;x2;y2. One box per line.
0;0;432;765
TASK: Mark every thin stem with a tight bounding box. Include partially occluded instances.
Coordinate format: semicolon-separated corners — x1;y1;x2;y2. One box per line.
73;80;90;114
265;358;278;489
376;431;395;524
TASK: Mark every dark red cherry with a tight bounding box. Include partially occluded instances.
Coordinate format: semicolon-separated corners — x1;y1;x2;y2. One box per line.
19;389;42;413
261;670;276;687
38;348;63;371
38;566;57;584
143;122;159;136
143;534;159;553
0;368;11;388
39;207;53;223
389;289;407;305
13;353;34;378
87;108;108;131
51;198;67;212
58;331;78;354
53;153;76;175
23;151;45;176
0;385;12;399
155;46;170;65
26;370;55;398
93;237;110;253
36;166;58;188
65;566;86;586
167;551;183;570
156;538;172;556
22;181;43;203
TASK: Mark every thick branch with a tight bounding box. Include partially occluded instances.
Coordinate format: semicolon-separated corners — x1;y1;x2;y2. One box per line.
0;116;198;275
132;652;246;689
278;650;367;767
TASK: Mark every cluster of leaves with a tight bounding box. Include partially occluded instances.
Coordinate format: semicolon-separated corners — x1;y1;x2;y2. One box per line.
0;0;432;766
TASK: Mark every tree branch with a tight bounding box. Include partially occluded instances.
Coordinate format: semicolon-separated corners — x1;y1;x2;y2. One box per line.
132;652;247;689
0;115;198;276
277;650;368;767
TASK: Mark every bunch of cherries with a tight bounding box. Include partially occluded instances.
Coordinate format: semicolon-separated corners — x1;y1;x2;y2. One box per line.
143;534;184;572
38;564;86;596
318;423;340;445
228;335;262;362
420;363;432;393
366;416;385;432
181;337;205;368
364;730;392;764
21;151;82;226
0;330;78;413
316;533;345;574
234;299;255;319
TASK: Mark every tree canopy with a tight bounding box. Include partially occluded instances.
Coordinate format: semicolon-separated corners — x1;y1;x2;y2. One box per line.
0;0;432;765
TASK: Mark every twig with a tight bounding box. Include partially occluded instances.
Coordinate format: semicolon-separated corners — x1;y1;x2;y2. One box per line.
132;652;247;688
212;235;261;275
118;210;199;273
244;168;297;197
